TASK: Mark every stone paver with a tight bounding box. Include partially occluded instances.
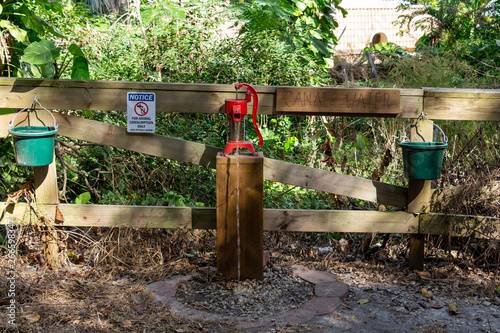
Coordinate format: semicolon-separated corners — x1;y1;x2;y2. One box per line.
314;282;350;298
146;267;349;329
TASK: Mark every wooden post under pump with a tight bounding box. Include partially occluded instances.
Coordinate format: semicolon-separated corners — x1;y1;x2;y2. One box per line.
216;152;264;280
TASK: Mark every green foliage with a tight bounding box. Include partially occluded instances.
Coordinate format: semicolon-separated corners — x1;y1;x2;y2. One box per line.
75;191;91;204
0;139;30;200
396;0;500;79
384;48;483;88
0;0;90;80
231;0;346;66
363;42;409;67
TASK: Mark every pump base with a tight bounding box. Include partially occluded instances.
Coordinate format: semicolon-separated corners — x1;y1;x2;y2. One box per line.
223;141;257;156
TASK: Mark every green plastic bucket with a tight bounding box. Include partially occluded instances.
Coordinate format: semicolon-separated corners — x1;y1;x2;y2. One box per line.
399;141;448;180
8;126;58;167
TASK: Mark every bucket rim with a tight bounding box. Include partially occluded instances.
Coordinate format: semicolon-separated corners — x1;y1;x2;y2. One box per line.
8;125;58;137
399;141;448;150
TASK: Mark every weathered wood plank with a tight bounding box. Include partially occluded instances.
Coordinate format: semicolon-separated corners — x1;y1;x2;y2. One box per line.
57;113;222;169
4;203;497;238
276;87;400;116
430;181;500;211
263;209;418;233
3;78;500;120
0;202;31;222
423;88;500;121
400;90;423;118
0;203;192;228
1;203;418;234
420;213;500;238
423;87;500;98
1;113;408;206
216;153;264;280
263;157;408;207
0;78;276;114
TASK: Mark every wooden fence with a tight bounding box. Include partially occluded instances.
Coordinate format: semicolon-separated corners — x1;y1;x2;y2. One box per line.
0;78;499;269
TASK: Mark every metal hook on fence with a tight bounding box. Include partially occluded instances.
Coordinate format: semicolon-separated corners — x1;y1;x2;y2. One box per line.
8;96;58;129
400;111;448;143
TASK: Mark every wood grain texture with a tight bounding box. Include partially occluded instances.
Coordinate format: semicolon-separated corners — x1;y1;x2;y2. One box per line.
55;113;222;169
0;78;276;114
263;157;408;207
407;119;434;271
1;113;408;205
0;204;192;228
263;209;418;233
276;87;400;116
423;88;500;121
4;203;495;238
216;153;264;280
1;78;499;119
420;213;500;238
1;203;417;234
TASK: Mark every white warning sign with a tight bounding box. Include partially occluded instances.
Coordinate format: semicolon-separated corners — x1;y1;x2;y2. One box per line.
127;92;156;133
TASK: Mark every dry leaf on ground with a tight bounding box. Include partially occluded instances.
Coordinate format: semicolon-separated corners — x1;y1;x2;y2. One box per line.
449;301;458;315
24;313;41;323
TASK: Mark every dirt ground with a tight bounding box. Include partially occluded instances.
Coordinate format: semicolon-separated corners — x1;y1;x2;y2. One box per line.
1;230;499;333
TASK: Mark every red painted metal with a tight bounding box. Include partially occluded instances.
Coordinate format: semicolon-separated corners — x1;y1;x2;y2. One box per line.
223;83;263;156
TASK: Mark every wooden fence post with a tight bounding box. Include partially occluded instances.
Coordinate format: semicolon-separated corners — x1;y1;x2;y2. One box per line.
33;108;60;269
216;152;264;280
407;118;433;271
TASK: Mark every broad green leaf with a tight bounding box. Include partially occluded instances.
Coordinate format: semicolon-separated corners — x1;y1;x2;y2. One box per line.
22;40;60;65
18;4;64;37
38;62;55;78
71;56;90;81
34;0;64;12
0;4;3;15
355;133;369;151
21;13;46;34
75;192;91;204
68;44;85;57
44;20;65;38
0;20;28;43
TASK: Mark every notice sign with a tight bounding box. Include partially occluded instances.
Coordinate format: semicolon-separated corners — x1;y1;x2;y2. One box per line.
127;92;156;133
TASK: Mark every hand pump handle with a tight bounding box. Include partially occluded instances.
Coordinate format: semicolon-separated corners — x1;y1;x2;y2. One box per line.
235;83;263;147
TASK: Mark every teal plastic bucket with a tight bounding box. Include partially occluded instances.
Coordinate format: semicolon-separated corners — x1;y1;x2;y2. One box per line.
399;141;448;180
8;126;58;166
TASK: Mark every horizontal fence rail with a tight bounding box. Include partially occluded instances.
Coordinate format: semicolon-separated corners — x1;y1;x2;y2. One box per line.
0;112;408;207
2;203;499;238
0;78;499;120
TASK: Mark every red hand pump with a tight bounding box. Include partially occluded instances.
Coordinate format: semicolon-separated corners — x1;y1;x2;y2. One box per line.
223;83;263;156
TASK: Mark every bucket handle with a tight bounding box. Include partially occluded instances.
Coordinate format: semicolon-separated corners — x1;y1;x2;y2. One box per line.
9;96;58;129
400;111;448;143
